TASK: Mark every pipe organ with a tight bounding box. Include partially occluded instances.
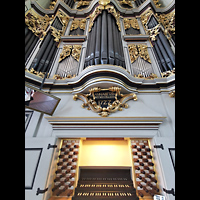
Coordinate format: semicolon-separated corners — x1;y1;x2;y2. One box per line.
25;0;175;80
85;10;125;68
25;1;175;200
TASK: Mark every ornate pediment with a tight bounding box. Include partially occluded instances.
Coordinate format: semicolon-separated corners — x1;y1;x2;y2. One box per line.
73;87;137;117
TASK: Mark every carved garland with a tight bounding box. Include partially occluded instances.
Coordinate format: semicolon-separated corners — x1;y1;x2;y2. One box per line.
73;87;137;117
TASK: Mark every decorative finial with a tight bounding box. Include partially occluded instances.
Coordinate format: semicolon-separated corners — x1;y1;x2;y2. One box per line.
99;0;110;6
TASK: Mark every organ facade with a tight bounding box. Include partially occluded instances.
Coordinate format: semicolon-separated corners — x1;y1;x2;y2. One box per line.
25;0;175;199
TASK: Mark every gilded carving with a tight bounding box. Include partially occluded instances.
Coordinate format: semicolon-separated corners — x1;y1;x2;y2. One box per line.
99;0;110;6
59;45;82;62
50;9;70;42
25;68;49;78
146;23;161;41
72;45;82;61
124;18;139;30
156;10;175;40
88;5;104;32
70;19;86;31
152;0;161;8
56;9;70;26
140;8;154;29
49;0;57;9
140;8;175;41
161;68;175;78
50;26;63;42
128;44;151;63
134;73;158;80
77;1;90;8
73;87;137;117
119;0;133;8
140;8;160;41
169;90;175;98
105;5;121;31
25;9;52;39
59;45;73;62
88;4;121;32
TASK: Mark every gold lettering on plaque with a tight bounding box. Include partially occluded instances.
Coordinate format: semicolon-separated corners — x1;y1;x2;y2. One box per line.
73;87;137;117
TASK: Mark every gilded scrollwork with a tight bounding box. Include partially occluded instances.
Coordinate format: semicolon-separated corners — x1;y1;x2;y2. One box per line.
161;68;175;78
99;0;110;6
88;5;104;32
49;0;57;9
25;68;49;78
76;1;90;9
59;45;73;62
128;44;151;63
140;8;154;29
152;0;161;8
25;9;52;39
59;45;82;62
124;18;139;30
140;8;160;41
73;87;137;117
140;8;175;41
146;23;161;41
88;4;121;32
56;9;70;26
119;0;133;8
70;18;87;31
105;5;121;31
50;9;71;42
156;10;175;40
50;26;63;42
134;73;158;79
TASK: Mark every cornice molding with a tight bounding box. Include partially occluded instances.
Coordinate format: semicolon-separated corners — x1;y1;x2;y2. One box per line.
30;0;175;17
45;116;166;130
25;64;175;94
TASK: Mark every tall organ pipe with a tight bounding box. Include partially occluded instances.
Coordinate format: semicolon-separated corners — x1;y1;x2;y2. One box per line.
84;10;125;68
94;14;102;65
100;10;108;64
29;31;52;70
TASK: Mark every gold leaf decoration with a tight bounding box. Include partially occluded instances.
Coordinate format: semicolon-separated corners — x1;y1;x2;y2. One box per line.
128;44;151;63
59;45;82;62
73;87;137;117
70;19;87;31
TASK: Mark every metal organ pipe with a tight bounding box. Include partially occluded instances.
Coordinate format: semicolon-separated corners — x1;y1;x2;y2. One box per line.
147;15;175;72
84;10;125;68
158;32;175;68
107;13;114;65
94;14;102;65
101;10;108;64
37;36;54;72
29;31;52;70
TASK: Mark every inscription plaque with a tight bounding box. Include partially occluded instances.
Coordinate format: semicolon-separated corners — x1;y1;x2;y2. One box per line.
73;87;137;117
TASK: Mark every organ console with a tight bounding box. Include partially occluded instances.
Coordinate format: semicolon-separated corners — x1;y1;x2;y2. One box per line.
131;139;160;198
50;138;160;199
72;168;139;200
